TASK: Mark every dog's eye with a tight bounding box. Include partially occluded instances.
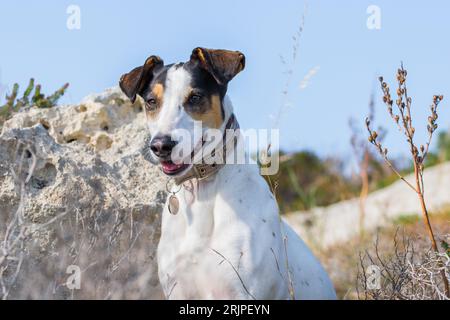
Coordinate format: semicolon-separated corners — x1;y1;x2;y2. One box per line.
145;98;157;111
188;94;202;105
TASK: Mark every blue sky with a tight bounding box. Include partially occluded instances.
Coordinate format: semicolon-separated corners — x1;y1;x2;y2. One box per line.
1;0;450;159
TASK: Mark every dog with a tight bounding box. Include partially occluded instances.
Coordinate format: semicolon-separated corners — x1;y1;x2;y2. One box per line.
119;47;337;299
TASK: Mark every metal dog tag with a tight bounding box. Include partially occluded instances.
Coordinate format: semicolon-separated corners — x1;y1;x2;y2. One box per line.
168;195;179;215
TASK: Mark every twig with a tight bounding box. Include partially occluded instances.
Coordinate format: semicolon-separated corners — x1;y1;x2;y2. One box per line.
211;248;256;300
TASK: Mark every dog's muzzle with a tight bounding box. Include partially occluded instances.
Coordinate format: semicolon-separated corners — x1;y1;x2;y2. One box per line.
142;114;239;185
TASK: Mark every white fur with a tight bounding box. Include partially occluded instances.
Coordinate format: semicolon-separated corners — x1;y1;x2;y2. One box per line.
147;66;195;138
152;65;337;299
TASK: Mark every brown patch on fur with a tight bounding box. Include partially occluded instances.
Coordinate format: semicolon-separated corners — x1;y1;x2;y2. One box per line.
145;83;164;119
188;94;223;128
152;83;164;101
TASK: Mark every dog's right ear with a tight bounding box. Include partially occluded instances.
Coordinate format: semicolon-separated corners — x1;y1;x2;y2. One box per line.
119;56;164;103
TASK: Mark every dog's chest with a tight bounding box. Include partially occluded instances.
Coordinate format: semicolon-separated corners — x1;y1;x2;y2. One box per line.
156;166;291;299
157;186;241;298
161;186;216;247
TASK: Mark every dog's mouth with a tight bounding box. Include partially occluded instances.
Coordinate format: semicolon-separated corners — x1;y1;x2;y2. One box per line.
158;138;203;176
160;160;190;175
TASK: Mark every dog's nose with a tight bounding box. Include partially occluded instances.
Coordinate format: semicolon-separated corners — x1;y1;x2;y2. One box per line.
150;135;177;158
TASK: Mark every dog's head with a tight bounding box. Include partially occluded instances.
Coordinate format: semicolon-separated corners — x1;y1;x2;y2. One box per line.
119;47;245;176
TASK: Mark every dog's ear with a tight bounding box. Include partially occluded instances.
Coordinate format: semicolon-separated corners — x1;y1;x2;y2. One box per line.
119;55;164;103
190;48;245;85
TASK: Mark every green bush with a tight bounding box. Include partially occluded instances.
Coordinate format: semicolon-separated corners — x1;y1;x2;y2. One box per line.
437;130;450;162
0;78;69;129
272;151;359;212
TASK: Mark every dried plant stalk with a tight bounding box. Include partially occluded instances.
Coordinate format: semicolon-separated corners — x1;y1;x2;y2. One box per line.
350;92;384;238
365;63;449;297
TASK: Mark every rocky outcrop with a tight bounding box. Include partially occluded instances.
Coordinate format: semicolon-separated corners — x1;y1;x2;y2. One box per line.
0;87;167;299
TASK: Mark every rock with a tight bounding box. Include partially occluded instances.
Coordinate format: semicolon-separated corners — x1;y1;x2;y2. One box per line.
285;162;450;250
0;87;168;299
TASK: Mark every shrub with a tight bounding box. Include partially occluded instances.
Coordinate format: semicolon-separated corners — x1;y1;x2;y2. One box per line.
0;79;69;129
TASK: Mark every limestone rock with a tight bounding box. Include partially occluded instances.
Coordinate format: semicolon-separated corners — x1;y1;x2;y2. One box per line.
0;87;167;299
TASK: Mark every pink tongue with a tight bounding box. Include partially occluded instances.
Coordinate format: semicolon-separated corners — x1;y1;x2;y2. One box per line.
162;161;183;172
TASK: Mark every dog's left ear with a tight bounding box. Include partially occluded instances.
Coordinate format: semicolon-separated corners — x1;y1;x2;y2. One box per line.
119;55;164;103
190;47;245;85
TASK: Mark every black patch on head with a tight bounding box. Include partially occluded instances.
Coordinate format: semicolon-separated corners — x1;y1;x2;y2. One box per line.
139;64;172;100
174;62;184;70
184;48;245;120
154;66;169;86
185;60;226;98
183;61;226;118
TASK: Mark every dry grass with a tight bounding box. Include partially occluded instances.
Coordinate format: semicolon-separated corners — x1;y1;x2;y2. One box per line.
0;138;164;300
357;230;449;300
317;209;450;299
